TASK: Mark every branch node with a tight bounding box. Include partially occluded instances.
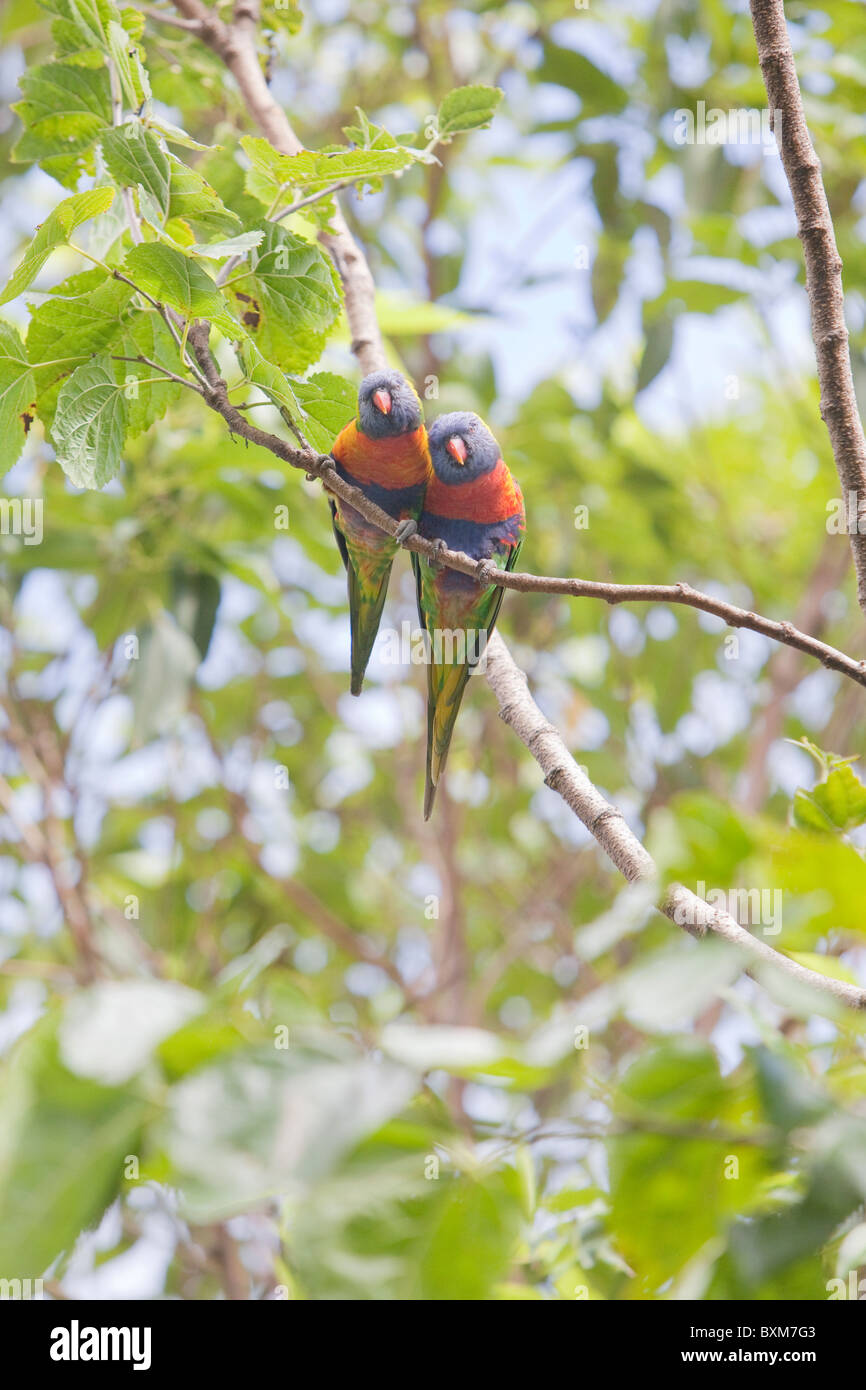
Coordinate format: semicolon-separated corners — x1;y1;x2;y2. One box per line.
496;691;529;725
543;767;571;790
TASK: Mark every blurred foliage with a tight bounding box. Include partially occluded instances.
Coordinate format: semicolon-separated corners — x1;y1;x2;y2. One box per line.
0;0;865;1301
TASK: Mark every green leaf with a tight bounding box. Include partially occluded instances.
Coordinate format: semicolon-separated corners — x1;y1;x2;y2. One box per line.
226;222;342;372
261;0;303;33
661;279;744;314
12;60;111;164
190;231;265;261
767;827;866;941
419;1174;522;1299
40;0;149;107
240;338;304;417
106;15;150;108
807;763;866;832
157;1015;247;1082
608;1039;763;1286
147;119;216;152
53;355;128;488
167;158;243;238
637;309;675;392
102;122;170;220
130;612;202;737
787;736;856;776
342;107;407;155
725;1116;866;1294
171;567;222;662
290;371;356;452
0;187;115;306
792;789;836;833
436;84;504;141
785;951;859;985
163;1051;417;1220
42;0;120;45
0;1018;149;1280
240;135;416;206
544;1186;604;1213
111;312;184;437
592;231;629;325
538;44;628;119
26;268;133;428
0;322;37;475
751;1045;829;1131
123;243;237;332
195;141;267;225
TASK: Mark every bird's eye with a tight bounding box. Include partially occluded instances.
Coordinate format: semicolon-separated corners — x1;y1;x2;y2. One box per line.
446;436;468;465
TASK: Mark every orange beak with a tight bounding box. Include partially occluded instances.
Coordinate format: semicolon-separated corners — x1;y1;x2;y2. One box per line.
373;388;392;415
446;435;468;465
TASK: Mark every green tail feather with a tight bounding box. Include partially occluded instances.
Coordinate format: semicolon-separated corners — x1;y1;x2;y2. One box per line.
423;678;437;819
415;540;523;818
348;556;392;696
424;659;473;819
331;499;394;696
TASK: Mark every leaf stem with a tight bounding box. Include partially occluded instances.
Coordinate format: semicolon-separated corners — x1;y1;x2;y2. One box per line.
110;354;205;394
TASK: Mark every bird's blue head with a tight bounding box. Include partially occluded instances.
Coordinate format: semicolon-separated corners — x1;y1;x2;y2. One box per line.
428;412;501;485
357;370;423;439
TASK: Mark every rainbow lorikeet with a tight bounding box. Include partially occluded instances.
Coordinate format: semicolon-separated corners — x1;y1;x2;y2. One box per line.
413;412;525;819
330;369;432;695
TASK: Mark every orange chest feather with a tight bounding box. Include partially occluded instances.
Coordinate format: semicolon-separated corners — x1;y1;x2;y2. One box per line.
424;459;523;523
333;421;431;488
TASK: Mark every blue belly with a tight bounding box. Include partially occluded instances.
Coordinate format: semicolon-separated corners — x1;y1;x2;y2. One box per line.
419;511;522;558
336;461;427;521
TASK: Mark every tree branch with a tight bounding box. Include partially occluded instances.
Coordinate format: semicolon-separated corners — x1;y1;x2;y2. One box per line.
166;0;385;374
167;315;866;710
0;697;101;982
164;0;866;1013
750;0;866;615
483;632;866;1011
153;334;866;694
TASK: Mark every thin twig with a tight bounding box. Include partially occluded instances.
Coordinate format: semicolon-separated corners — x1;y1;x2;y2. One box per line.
750;0;866;614
271;178;356;223
111;354;206;394
139;4;203;31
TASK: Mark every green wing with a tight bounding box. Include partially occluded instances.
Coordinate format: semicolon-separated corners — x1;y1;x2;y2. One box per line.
333;499;393;696
415;539;522;819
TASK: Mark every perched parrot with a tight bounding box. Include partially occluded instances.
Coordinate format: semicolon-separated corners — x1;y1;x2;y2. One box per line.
413;412;525;819
330;369;432;695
